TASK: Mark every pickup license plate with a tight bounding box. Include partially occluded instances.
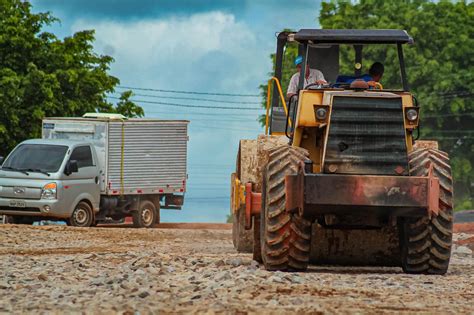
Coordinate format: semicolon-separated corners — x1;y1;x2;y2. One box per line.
9;200;26;208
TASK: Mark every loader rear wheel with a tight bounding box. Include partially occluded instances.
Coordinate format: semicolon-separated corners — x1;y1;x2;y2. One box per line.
260;145;312;271
232;206;253;252
253;217;262;263
400;148;454;275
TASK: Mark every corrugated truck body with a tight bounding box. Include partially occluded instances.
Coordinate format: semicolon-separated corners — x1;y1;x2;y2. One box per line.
43;118;188;195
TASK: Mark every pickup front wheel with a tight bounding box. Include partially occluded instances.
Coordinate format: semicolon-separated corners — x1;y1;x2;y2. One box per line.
133;200;158;228
68;201;94;227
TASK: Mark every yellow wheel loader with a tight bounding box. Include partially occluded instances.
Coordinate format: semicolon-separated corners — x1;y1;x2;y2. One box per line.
230;29;453;274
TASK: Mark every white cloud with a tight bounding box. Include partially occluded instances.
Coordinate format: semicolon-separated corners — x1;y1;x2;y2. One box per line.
72;11;267;93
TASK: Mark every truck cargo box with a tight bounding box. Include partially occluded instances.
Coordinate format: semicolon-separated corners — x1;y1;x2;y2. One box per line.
42;117;188;196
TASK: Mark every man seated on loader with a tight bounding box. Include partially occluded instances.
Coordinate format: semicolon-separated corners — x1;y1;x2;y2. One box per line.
287;55;327;98
335;62;385;88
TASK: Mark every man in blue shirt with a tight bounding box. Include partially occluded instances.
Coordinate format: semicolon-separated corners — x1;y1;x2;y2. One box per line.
336;62;385;87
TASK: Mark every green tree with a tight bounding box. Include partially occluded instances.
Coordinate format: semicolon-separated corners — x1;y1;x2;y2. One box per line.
0;0;143;156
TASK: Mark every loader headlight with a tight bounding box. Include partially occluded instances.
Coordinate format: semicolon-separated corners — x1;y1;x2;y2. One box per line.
316;108;328;120
406;108;418;121
41;182;57;200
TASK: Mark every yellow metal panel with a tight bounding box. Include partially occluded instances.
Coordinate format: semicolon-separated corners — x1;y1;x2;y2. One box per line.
400;93;414;152
400;93;414;107
295;91;323;128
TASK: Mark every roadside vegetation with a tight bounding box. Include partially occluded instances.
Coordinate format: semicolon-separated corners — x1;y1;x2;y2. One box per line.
0;0;143;157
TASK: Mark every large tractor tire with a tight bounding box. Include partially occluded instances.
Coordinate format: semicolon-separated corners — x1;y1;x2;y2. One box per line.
399;148;454;274
260;145;312;271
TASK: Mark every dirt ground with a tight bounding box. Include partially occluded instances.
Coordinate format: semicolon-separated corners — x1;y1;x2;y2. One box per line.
0;223;473;314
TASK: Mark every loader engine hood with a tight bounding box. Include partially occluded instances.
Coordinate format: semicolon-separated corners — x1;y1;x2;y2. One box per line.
322;91;409;176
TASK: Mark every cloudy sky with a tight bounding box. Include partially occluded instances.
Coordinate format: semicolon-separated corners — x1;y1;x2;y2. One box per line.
30;0;322;222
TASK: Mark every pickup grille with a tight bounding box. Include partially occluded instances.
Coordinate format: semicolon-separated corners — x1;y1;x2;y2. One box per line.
323;96;409;175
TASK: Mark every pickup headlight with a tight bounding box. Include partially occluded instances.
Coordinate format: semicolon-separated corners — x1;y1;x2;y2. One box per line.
41;182;57;200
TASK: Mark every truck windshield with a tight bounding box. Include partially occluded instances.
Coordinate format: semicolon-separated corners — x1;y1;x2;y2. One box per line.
3;144;68;173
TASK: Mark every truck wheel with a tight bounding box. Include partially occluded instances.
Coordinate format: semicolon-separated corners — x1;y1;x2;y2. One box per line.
133;200;157;228
400;148;453;274
260;145;312;271
68;201;94;227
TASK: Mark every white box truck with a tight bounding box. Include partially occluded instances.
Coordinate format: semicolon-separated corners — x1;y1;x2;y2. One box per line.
0;113;188;227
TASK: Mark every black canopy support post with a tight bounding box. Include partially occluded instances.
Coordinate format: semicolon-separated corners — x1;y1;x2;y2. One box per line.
397;43;409;91
270;32;289;133
298;43;304;57
354;45;363;77
298;43;308;91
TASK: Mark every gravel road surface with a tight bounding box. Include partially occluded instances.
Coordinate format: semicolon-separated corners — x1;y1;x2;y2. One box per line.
0;224;473;314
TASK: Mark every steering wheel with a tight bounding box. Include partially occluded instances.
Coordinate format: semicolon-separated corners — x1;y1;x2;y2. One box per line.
305;83;330;90
373;82;383;90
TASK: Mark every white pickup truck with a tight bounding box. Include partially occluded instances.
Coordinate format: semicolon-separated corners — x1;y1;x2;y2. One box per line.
0;113;189;227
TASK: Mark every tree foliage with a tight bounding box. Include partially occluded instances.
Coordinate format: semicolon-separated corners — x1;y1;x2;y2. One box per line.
0;0;143;156
260;0;473;210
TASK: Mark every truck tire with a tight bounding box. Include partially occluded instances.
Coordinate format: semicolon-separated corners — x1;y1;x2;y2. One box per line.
68;201;94;227
399;148;453;274
260;145;312;271
232;206;253;253
133;200;157;228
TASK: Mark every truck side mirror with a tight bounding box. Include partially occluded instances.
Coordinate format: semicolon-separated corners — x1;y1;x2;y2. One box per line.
64;160;79;175
0;156;3;165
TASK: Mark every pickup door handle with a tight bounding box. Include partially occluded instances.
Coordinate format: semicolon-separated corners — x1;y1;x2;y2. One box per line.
95;176;99;184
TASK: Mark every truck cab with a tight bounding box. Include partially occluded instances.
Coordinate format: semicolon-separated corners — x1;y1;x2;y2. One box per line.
0;139;100;225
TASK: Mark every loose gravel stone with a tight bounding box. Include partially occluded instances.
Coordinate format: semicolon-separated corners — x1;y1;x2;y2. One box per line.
454;245;473;257
0;224;473;314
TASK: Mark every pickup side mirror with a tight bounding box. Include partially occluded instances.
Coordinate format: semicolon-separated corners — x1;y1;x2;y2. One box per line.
0;156;3;165
64;160;79;175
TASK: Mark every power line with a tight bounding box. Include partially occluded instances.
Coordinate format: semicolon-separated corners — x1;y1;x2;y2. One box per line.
144;109;260;118
109;96;263;111
117;85;260;98
191;124;261;132
422;112;474;118
425;130;474;133
113;92;261;105
144;112;260;122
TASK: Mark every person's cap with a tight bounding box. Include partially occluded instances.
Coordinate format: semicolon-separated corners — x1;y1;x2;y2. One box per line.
294;56;303;66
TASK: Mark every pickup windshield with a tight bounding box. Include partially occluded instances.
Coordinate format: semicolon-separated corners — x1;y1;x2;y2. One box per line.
3;144;68;173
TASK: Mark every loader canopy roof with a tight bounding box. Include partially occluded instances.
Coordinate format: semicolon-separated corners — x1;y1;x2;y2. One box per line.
293;29;413;44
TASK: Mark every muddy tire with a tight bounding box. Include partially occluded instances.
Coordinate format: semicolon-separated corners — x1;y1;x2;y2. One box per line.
133;200;157;228
68;201;94;227
253;216;262;262
260;145;312;271
399;148;453;274
232;206;253;253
